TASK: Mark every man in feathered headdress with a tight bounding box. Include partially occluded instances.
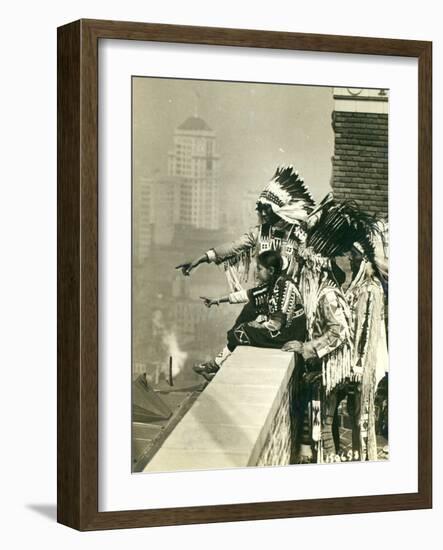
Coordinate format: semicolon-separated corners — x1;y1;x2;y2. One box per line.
176;164;315;303
176;166;315;333
282;198;381;463
337;232;388;461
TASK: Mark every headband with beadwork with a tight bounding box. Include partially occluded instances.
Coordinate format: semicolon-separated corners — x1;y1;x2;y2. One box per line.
256;166;316;224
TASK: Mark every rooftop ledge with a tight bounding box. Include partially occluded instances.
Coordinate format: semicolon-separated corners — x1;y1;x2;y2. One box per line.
144;347;296;473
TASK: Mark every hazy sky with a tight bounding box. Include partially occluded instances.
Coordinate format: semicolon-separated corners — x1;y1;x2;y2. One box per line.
133;77;334;206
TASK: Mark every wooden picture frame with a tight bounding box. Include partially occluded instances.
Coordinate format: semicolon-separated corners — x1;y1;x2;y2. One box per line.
57;19;432;530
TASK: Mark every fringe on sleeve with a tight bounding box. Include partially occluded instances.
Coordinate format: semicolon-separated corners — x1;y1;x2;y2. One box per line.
223;248;253;292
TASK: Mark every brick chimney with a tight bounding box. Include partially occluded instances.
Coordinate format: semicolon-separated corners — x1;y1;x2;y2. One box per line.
331;88;388;220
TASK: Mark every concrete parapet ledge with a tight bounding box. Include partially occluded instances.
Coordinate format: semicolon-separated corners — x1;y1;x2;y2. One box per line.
144;347;295;473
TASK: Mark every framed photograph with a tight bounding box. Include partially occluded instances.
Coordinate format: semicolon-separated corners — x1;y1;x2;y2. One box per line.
57;19;432;530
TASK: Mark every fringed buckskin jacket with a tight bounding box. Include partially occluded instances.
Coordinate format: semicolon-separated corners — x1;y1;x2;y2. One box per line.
205;221;306;290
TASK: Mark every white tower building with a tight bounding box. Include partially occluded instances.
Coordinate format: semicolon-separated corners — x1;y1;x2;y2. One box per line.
168;116;220;230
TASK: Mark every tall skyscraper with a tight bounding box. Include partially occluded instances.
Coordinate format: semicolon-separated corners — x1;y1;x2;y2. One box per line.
168;115;220;230
135;114;222;262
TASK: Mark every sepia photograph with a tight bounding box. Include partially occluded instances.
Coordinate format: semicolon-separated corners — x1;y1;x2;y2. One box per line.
131;77;389;473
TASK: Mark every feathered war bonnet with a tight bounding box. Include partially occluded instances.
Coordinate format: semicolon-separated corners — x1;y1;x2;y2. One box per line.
301;196;382;271
256;166;316;224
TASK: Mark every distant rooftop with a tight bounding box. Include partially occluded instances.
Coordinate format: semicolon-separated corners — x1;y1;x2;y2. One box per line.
177;116;212;132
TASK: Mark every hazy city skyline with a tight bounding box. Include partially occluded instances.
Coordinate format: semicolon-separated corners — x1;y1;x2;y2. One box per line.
133;77;334;214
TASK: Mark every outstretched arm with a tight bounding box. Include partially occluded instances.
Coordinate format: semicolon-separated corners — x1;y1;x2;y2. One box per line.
176;253;209;276
200;296;226;308
207;228;258;264
176;228;259;277
200;289;250;308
